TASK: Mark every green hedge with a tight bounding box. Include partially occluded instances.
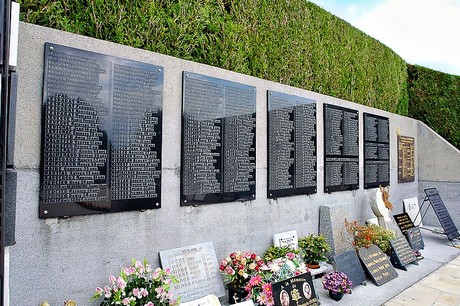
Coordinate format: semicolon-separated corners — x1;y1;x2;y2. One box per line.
408;65;460;149
19;0;409;115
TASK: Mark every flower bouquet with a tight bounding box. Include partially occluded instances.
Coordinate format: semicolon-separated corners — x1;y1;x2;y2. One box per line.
345;220;396;254
245;252;308;306
219;251;264;288
91;259;181;306
322;271;352;301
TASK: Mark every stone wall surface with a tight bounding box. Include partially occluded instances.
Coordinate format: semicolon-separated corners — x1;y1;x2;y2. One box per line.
7;22;425;305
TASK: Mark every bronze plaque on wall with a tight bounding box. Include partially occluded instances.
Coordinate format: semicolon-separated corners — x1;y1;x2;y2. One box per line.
40;43;164;218
397;135;415;183
267;91;317;198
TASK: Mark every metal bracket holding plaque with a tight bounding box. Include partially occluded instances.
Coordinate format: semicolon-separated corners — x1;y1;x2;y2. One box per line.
40;43;164;218
267;91;317;198
181;72;256;205
389;237;418;271
333;250;367;287
363;113;390;189
158;242;226;302
358;244;398;286
323;104;359;193
272;272;318;306
417;188;460;242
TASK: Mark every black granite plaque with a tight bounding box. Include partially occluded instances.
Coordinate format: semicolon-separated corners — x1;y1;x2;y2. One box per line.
424;188;460;240
267;91;316;198
333;250;367;287
393;213;415;235
406;227;425;250
358;244;398;286
324;104;359;193
40;43;163;218
398;135;415;183
389;237;418;271
181;72;256;205
364;113;390;188
272;272;318;306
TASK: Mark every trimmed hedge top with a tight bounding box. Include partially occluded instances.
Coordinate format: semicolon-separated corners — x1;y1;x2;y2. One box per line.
19;0;408;114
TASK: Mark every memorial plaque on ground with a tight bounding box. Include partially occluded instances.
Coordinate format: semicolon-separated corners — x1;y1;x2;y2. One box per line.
323;104;359;193
397;135;415;183
424;188;460;240
159;242;225;302
272;272;318;306
358;244;398;286
389;236;418;271
333;250;366;287
181;72;256;205
40;43;163;218
273;230;298;250
363;113;390;189
267;91;317;198
406;227;425;250
393;212;415;235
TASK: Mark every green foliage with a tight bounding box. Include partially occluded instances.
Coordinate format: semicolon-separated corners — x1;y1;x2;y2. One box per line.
19;0;408;114
408;65;460;150
298;234;331;265
263;245;299;262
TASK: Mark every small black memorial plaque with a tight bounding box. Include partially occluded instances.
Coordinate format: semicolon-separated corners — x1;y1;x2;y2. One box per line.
181;72;256;205
406;227;425;250
267;91;317;198
364;113;390;189
389;237;418;271
272;272;318;306
333;250;366;287
324;104;359;193
40;43;163;218
393;212;415;235
159;242;226;302
424;188;460;240
358;244;398;286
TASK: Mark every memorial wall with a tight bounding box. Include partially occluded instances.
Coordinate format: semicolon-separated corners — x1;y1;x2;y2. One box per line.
9;23;421;305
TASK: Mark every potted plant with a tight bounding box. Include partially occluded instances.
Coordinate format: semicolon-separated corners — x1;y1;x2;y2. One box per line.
219;251;264;304
90;258;181;306
322;271;353;301
345;220;396;254
298;234;331;268
263;245;299;262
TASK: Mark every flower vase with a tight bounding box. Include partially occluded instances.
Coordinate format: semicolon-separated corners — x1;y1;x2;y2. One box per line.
227;284;247;305
328;290;344;301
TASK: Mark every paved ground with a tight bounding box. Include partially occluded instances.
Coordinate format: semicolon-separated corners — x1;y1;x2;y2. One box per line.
383;254;460;306
311;228;460;306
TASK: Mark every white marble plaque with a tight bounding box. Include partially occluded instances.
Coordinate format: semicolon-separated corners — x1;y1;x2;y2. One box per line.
403;197;423;226
159;242;225;302
179;294;221;306
273;230;298;250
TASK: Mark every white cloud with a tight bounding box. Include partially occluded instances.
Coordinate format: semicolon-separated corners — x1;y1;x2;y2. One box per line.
353;0;460;75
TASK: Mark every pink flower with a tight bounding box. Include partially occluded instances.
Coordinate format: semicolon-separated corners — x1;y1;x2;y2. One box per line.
122;298;130;305
145;302;154;306
155;287;165;295
225;265;235;275
116;276;127;290
286;252;295;260
124;266;136;276
109;274;116;284
103;286;111;298
249;275;262;286
95;287;103;296
169;299;177;306
133;288;140;298
140;288;149;297
262;283;272;295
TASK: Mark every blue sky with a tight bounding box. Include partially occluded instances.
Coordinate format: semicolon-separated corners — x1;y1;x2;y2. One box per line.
309;0;460;76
